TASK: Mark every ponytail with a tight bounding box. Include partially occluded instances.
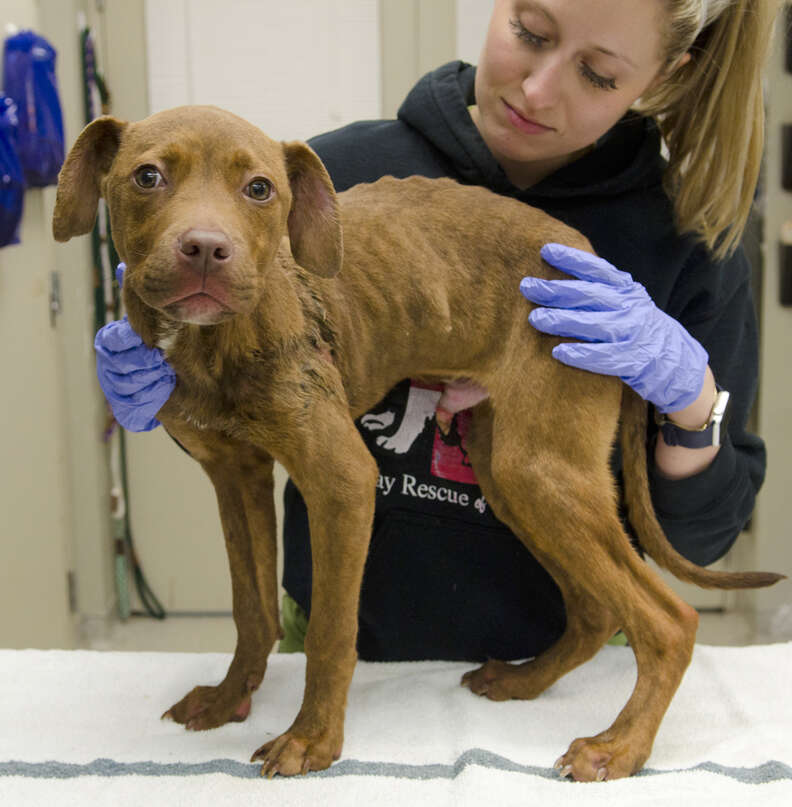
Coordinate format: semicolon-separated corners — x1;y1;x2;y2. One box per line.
638;0;779;260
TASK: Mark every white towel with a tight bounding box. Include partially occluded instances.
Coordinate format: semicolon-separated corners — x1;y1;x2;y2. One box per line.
0;643;790;806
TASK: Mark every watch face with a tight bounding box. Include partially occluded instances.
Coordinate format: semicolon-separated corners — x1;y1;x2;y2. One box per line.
712;390;731;421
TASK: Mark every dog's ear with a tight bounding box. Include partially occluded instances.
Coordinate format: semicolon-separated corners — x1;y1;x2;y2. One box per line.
52;116;127;242
282;141;343;278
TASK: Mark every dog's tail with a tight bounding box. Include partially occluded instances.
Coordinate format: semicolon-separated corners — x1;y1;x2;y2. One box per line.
619;387;785;590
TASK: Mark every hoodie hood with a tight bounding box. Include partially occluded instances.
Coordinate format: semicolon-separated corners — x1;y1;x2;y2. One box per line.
397;61;667;201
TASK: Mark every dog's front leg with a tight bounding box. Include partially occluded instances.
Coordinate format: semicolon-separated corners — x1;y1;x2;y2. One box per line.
159;423;281;731
252;412;379;777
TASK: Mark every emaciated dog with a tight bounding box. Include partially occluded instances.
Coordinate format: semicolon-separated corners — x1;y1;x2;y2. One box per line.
52;106;783;782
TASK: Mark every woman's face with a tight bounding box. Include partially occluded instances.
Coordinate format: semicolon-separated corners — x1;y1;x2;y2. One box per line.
473;0;669;186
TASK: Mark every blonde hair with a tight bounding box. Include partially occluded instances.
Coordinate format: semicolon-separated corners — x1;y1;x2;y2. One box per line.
637;0;781;260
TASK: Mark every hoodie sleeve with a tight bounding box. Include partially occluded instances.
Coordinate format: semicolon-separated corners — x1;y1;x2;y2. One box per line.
648;246;766;565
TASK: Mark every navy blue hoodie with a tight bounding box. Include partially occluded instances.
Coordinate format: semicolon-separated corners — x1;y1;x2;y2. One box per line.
282;62;766;662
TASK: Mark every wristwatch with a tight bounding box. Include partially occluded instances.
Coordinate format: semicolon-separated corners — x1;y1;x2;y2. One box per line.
655;387;731;449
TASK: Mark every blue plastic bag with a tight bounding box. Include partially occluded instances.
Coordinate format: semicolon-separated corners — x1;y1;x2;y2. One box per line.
0;93;24;246
3;31;64;187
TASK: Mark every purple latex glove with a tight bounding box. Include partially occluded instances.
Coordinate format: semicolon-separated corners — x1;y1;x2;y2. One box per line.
520;243;708;413
94;263;176;431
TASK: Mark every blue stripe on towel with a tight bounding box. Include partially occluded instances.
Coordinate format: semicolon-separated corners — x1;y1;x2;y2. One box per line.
1;750;790;784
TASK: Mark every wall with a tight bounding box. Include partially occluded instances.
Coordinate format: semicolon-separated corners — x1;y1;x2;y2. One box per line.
754;16;792;629
455;0;490;65
0;0;112;647
146;0;380;141
380;0;456;117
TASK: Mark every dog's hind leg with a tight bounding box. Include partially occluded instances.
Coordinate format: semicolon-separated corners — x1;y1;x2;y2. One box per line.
461;406;620;702
537;505;699;782
462;392;699;780
160;427;281;731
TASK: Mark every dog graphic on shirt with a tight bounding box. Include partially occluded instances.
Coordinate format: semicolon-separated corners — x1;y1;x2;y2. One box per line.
360;381;475;484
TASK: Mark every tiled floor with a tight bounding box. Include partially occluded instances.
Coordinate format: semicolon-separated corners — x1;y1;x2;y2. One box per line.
79;608;784;654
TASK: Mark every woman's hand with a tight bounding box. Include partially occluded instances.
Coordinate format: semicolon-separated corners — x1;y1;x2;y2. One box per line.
93;264;176;432
520;243;709;414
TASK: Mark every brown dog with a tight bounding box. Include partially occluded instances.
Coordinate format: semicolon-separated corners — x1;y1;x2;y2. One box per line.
53;106;783;782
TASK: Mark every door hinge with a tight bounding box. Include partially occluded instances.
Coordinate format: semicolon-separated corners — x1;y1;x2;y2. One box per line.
49;270;62;327
67;571;78;613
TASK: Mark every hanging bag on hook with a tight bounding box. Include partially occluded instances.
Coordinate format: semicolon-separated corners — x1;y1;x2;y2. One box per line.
0;94;24;246
2;30;64;187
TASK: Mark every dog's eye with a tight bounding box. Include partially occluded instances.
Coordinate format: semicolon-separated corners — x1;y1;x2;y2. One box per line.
134;165;163;189
246;178;273;201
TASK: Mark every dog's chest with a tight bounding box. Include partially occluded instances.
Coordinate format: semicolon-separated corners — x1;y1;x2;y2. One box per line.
161;332;339;443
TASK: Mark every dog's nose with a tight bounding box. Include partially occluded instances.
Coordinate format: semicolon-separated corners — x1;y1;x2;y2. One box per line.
178;229;233;268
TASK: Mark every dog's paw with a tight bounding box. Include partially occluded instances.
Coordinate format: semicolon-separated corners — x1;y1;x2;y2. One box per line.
252;731;341;777
461;660;516;701
163;673;262;730
461;659;547;701
554;736;646;782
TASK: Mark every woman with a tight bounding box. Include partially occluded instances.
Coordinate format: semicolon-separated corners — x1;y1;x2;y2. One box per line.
96;0;777;662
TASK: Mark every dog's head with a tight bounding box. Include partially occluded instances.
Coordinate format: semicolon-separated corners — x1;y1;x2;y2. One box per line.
53;106;342;330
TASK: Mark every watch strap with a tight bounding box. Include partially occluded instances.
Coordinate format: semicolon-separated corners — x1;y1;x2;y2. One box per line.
655;387;731;449
659;418;719;448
